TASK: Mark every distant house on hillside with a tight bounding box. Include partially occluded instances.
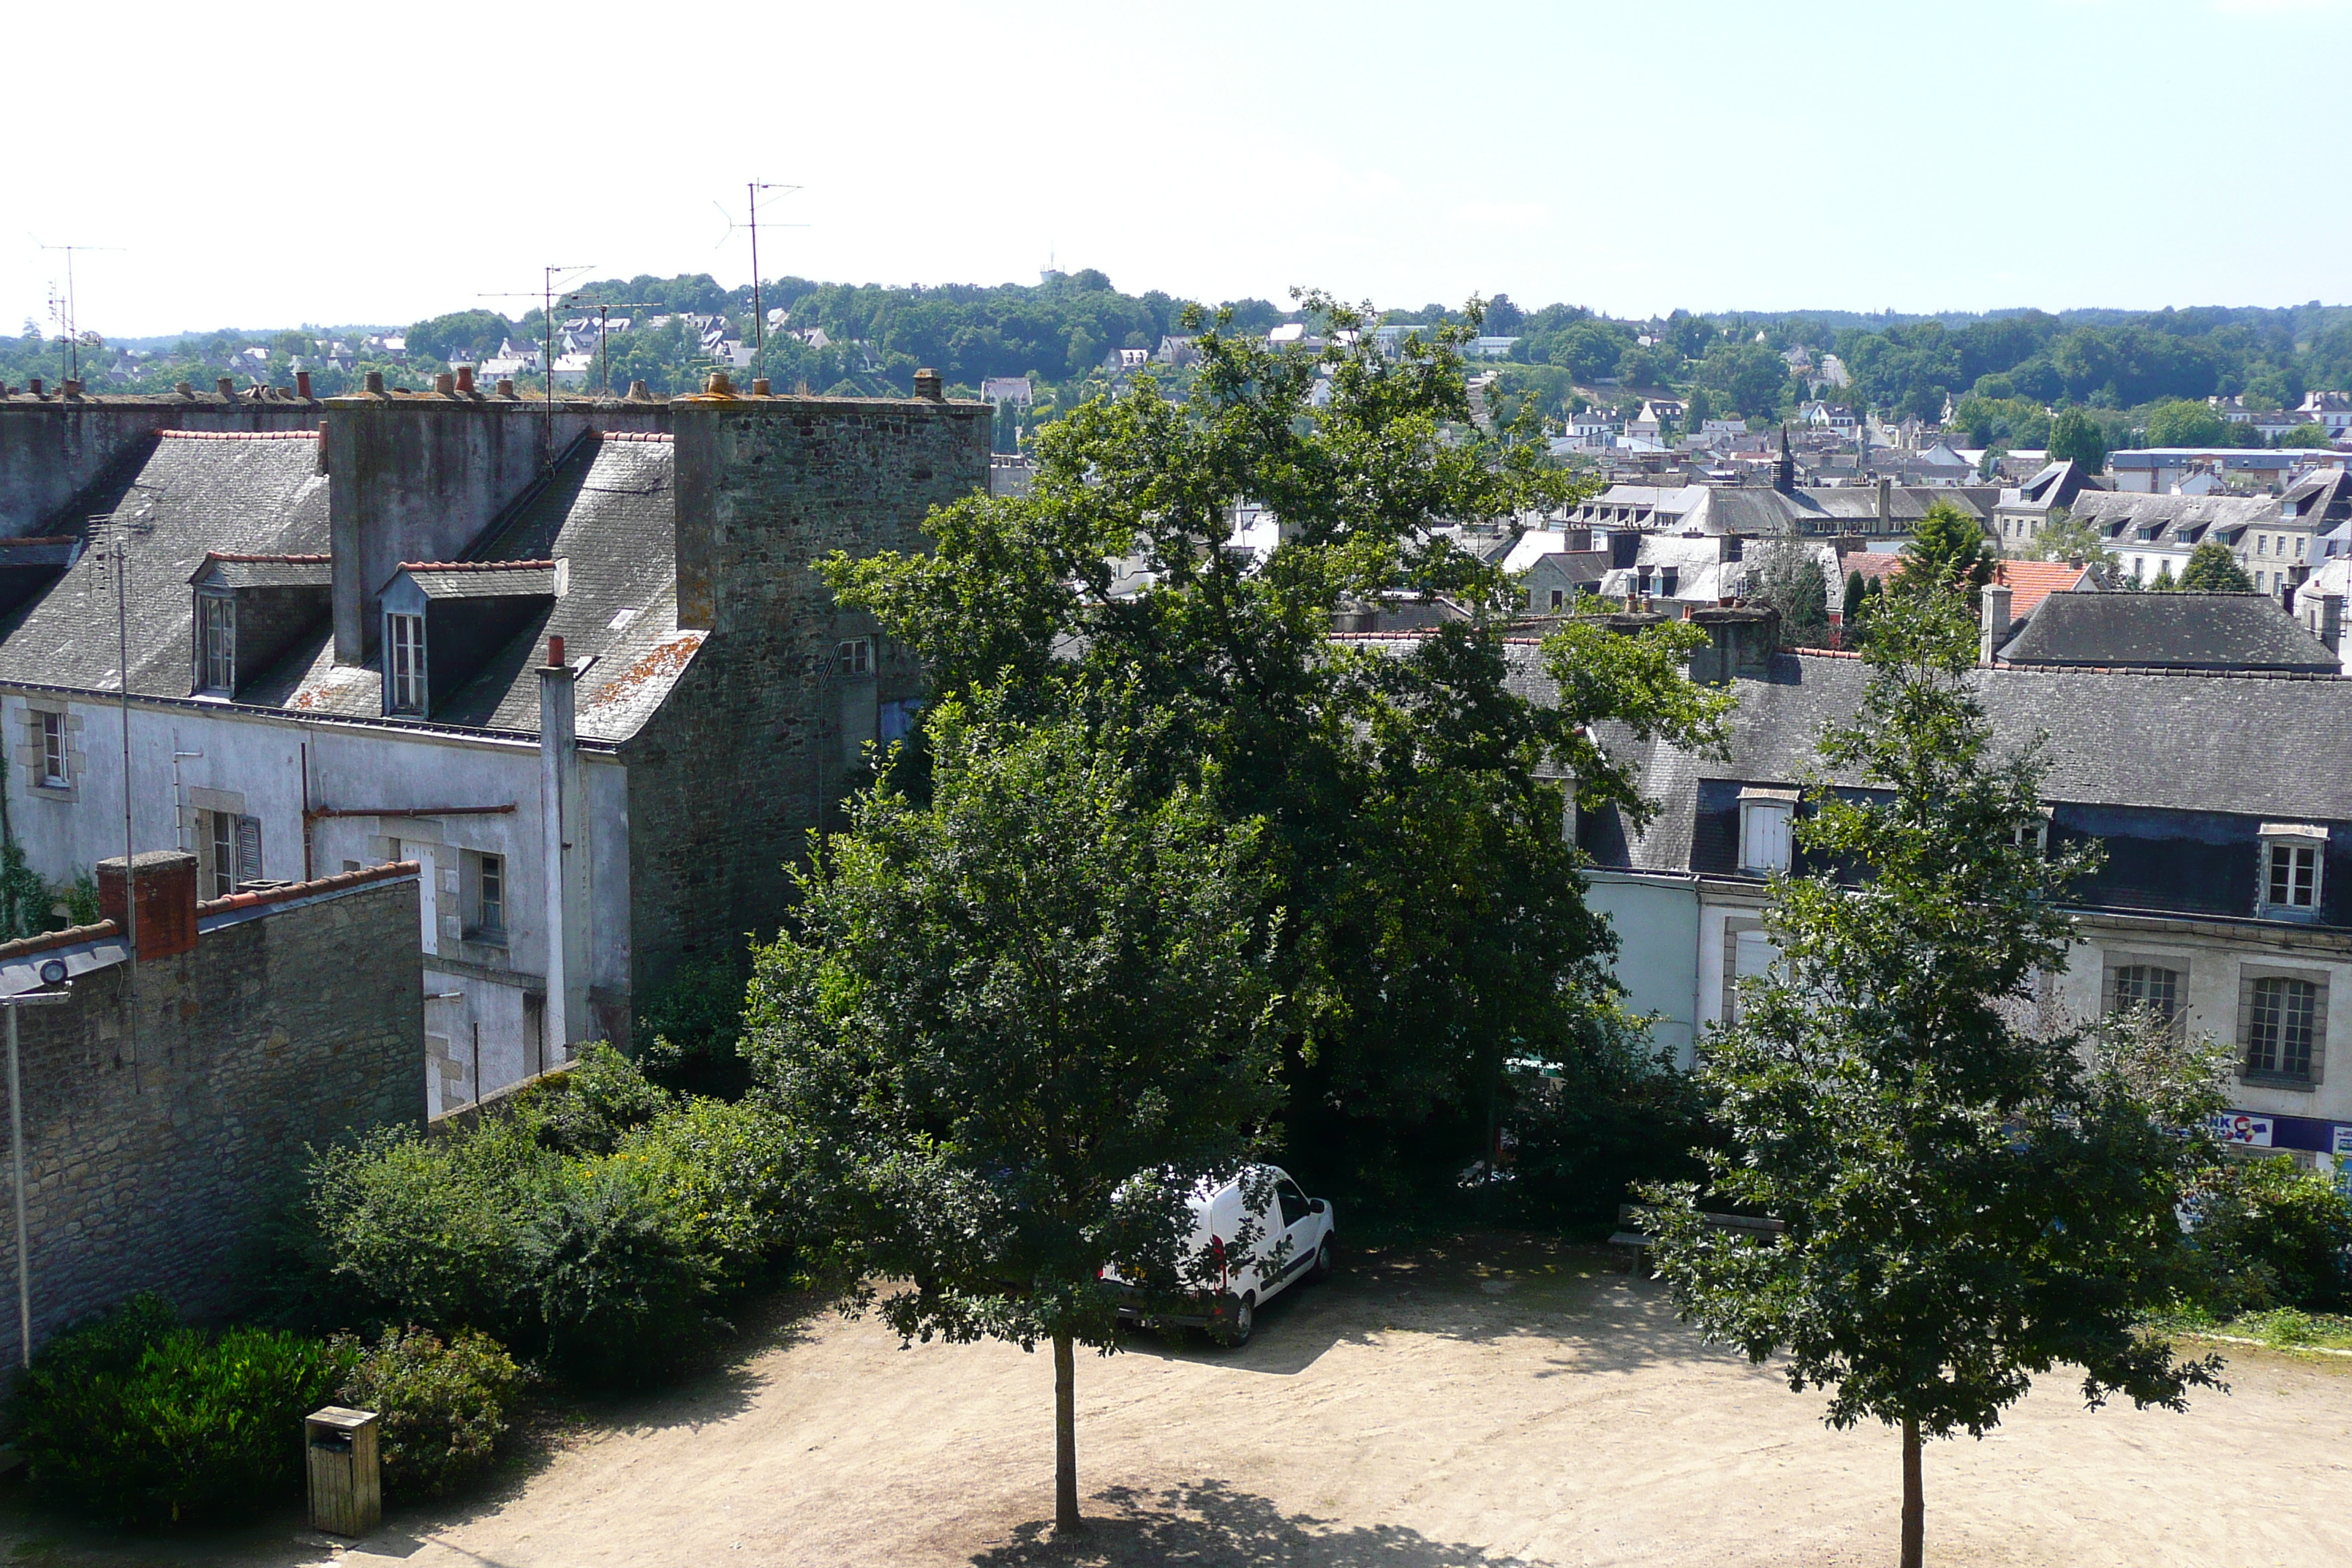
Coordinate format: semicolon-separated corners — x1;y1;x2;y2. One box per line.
980;377;1033;406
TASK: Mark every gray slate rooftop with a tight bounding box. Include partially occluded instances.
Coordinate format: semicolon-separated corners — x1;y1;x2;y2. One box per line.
1996;592;2340;673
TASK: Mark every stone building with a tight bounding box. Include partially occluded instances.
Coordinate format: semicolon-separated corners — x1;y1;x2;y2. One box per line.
0;380;992;1114
0;852;421;1361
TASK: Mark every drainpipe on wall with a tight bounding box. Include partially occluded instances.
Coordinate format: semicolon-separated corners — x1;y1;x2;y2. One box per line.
538;637;589;1056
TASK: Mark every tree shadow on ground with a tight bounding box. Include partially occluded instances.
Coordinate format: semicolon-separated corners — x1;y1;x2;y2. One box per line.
970;1480;1527;1567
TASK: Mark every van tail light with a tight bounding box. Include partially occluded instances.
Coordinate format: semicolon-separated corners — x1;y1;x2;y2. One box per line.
1210;1236;1228;1289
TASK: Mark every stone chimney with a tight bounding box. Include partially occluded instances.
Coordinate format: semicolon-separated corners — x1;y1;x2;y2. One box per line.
1877;475;1893;533
216;376;235;399
363;370;385;395
434;372;456;396
96;851;199;960
1688;606;1781;685
913;368;944;402
2321;593;2343;657
295;369;313;399
454;365;475;395
1980;584;2014;665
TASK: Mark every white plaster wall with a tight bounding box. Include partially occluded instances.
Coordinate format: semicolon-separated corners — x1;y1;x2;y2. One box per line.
0;690;608;1109
1586;872;1700;1068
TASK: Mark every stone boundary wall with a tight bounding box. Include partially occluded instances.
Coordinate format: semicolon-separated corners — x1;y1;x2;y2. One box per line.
0;872;422;1362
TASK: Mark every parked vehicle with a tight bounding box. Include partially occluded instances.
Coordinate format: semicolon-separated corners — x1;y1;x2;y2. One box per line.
1105;1164;1337;1346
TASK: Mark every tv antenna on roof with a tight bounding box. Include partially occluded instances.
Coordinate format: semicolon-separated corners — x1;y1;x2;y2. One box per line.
480;263;594;467
31;239;124;385
556;292;659;399
714;183;805;386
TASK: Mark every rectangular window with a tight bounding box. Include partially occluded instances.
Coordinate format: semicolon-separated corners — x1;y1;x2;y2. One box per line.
206;810;235;900
38;711;67;787
199;595;235;694
2244;976;2319;1081
1738;791;1796;875
1550;588;1566;611
836;637;872;677
2267;841;2319;908
478;853;503;936
462;850;506;942
2111;964;2180;1022
388;614;426;714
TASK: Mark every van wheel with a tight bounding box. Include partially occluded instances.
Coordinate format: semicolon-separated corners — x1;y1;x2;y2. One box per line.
1309;1235;1335;1282
1212;1293;1255;1348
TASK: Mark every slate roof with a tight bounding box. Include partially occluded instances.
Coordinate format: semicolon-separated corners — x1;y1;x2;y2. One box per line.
404;562;558;600
0;432;327;695
266;434;695;742
2070;491;2273;546
1994;592;2338;673
1545;649;2352;877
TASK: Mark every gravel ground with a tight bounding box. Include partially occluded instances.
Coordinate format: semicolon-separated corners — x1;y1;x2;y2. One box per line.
4;1233;2345;1567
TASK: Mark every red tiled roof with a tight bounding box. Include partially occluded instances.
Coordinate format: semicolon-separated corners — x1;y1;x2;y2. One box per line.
396;559;557;573
0;919;121;962
1994;559;2091;619
157;429;320;441
1839;551;1906;584
596;431;674;443
197;859;419;917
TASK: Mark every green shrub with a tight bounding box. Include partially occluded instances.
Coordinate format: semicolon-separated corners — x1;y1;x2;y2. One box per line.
533;1043;674;1156
635;958;753;1099
525;1164;720;1387
12;1295;347;1526
614;1096;803;1286
290;1051;800;1389
305;1119;550;1335
2191;1156;2352;1313
331;1327;521;1498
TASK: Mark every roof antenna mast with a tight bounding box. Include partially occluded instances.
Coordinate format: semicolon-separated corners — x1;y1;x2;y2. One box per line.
32;241;124;385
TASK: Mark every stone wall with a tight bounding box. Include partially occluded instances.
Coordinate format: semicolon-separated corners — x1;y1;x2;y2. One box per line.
629;395;990;982
0;869;423;1362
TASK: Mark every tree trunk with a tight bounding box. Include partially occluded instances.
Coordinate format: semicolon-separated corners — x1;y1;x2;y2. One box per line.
1900;1417;1923;1568
1053;1330;1082;1535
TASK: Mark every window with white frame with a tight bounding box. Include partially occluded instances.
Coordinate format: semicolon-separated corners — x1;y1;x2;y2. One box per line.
2014;807;2051;854
387;614;426;714
200;810;261;899
1738;788;1797;875
37;710;67;788
198;593;235;695
835;637;872;676
2257;823;2326;919
2239;970;2324;1083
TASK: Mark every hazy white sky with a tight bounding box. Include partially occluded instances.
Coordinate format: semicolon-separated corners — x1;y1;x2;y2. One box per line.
10;0;2349;339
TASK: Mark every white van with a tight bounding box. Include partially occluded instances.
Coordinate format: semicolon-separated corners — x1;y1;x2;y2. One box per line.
1107;1164;1336;1346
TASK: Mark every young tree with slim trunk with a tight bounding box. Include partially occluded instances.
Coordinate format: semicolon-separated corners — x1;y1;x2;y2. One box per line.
1643;592;2226;1568
748;691;1280;1536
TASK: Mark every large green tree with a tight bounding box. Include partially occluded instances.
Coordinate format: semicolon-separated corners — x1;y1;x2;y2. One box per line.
821;296;1730;1202
2179;540;2256;592
1644;593;2227;1568
2046;407;2109;474
1893;499;1995;602
750;693;1279;1535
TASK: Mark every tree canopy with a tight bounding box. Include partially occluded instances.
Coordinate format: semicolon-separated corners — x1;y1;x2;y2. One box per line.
2047;407;2110;473
818;295;1732;1207
750;692;1279;1533
1644;592;2228;1568
2179;540;2256;592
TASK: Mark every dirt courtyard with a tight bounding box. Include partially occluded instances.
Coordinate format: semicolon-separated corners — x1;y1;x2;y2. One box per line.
7;1234;2348;1567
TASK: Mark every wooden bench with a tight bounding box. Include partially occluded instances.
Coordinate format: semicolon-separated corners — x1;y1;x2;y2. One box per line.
1608;1205;1787;1273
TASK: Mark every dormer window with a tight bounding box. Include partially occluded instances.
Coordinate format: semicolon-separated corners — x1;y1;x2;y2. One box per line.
2257;823;2326;921
387;612;426;714
197;592;235;696
2014;807;2052;855
1738;787;1798;876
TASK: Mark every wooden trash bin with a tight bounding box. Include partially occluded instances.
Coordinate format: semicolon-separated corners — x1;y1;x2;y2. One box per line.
305;1406;381;1537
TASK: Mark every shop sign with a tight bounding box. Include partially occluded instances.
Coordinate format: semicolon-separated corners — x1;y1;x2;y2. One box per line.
2212;1112;2274;1147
